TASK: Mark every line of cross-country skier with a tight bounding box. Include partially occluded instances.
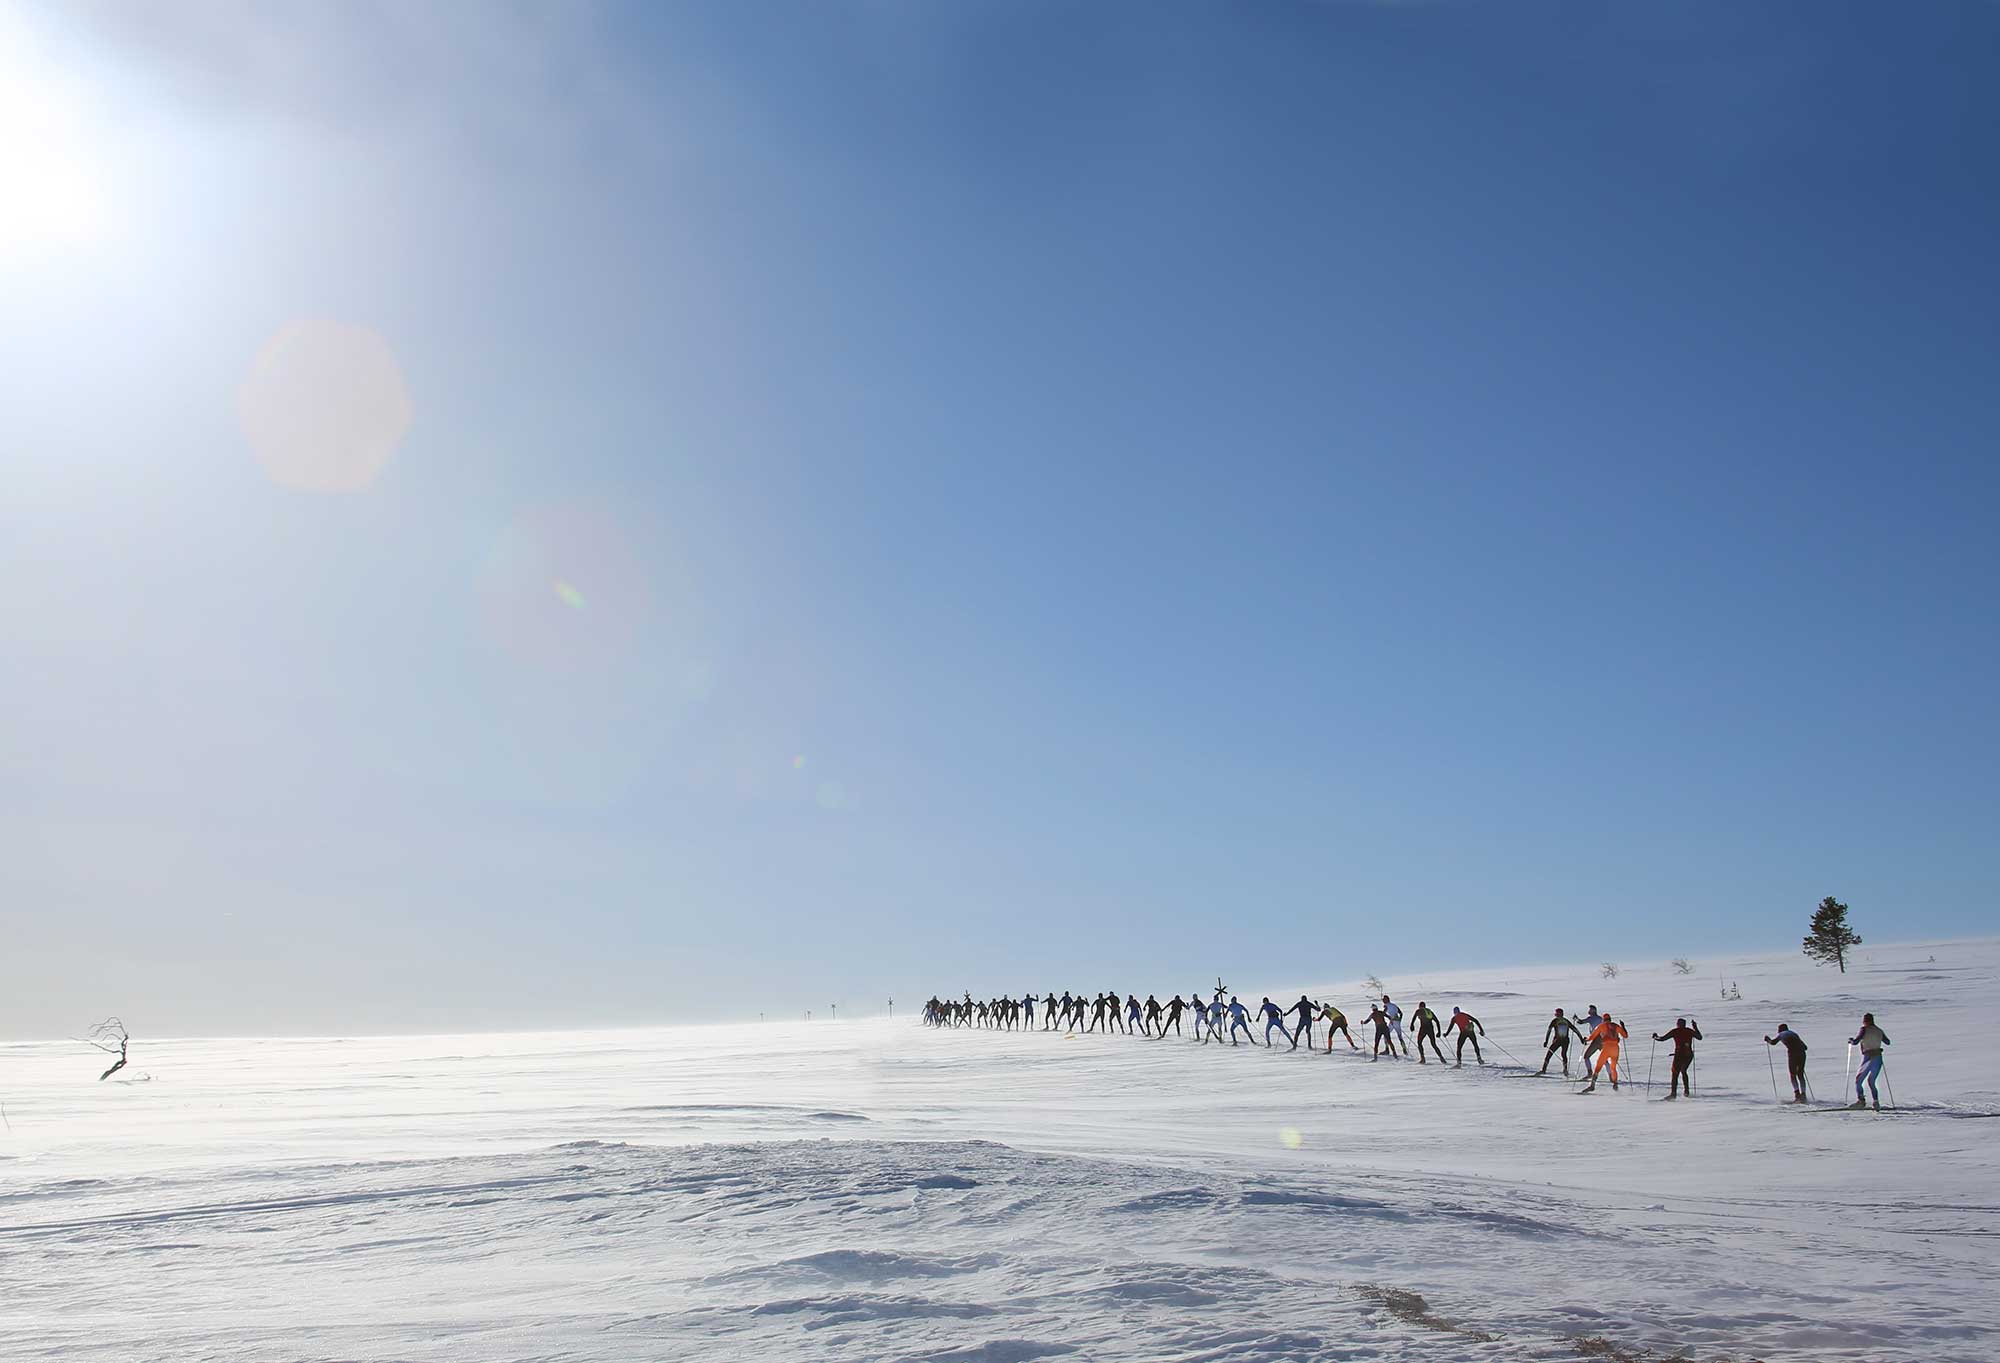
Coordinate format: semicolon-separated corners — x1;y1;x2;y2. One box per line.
920;988;1896;1108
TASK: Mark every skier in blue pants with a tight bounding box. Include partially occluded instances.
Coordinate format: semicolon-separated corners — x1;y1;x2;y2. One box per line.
1850;1013;1891;1110
1289;996;1317;1050
1259;997;1294;1048
1227;997;1256;1046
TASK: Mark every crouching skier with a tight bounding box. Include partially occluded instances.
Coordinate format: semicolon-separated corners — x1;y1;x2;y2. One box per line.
1321;1002;1359;1052
1765;1024;1809;1103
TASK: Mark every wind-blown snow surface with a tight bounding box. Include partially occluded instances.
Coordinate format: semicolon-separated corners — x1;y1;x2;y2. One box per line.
3;943;1995;1362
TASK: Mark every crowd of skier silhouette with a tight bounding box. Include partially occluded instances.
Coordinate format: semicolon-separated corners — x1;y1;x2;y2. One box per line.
920;987;1895;1106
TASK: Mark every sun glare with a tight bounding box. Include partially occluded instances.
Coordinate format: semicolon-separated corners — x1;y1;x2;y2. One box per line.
0;27;111;260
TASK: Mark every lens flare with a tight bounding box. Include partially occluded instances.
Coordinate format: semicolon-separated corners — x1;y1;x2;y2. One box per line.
1279;1127;1303;1150
554;581;586;609
238;319;411;493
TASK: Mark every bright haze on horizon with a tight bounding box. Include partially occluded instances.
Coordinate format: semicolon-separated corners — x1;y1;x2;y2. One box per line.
2;2;1995;1038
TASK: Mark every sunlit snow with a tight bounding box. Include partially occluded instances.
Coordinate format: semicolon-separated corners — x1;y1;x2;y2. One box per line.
4;942;1994;1361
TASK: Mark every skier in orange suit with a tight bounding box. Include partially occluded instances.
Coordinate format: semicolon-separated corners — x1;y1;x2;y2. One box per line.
1579;1016;1629;1093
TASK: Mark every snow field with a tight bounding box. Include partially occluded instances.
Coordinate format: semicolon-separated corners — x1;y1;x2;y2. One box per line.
2;940;1994;1361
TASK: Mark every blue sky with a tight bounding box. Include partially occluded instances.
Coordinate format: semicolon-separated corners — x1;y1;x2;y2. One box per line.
3;2;1995;1035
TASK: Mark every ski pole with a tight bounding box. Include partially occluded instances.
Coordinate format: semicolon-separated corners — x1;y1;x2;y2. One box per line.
1647;1039;1657;1098
1767;1047;1780;1103
1885;1069;1897;1112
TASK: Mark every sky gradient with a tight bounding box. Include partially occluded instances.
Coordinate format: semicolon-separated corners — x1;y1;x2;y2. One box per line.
3;1;1996;1036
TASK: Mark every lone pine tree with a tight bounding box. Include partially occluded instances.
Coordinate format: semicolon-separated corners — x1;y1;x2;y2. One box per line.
1802;897;1862;973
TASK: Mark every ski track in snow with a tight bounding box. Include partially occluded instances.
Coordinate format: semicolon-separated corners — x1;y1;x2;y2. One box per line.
2;943;1996;1362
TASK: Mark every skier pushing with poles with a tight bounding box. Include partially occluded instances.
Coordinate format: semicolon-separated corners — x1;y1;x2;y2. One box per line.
1289;995;1317;1050
1411;1001;1445;1064
1577;1005;1605;1073
1257;997;1292;1047
1381;995;1409;1057
1365;1002;1396;1060
1321;1001;1359;1051
1849;1013;1891;1110
1448;1006;1486;1066
1540;1008;1583;1076
1192;992;1215;1043
1579;1015;1628;1093
1764;1024;1809;1103
1226;996;1256;1046
1651;1018;1702;1099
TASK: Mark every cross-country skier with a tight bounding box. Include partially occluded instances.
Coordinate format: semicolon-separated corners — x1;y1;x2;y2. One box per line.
1448;1006;1486;1066
1579;1015;1628;1092
1764;1024;1809;1102
1126;994;1144;1036
1201;996;1230;1046
1227;996;1255;1046
1652;1018;1703;1099
1144;995;1163;1035
1540;1008;1583;1075
1289;996;1317;1050
1365;1003;1395;1060
1382;995;1409;1056
1259;997;1293;1048
1577;1005;1606;1070
1411;1001;1445;1063
1321;1001;1359;1051
1849;1013;1891;1110
1160;994;1185;1037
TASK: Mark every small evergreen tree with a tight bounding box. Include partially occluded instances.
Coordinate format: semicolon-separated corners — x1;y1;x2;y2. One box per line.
1803;897;1862;973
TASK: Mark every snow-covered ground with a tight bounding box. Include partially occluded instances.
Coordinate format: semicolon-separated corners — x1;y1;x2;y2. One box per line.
3;941;1994;1362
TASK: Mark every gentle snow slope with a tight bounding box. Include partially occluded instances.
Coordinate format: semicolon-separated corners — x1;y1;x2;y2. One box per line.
2;940;1994;1361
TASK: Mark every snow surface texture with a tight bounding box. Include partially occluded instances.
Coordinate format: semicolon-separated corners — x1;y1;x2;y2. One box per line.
3;942;1995;1362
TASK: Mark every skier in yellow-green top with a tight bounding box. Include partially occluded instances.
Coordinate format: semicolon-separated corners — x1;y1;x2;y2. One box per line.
1411;1001;1445;1063
1320;1002;1358;1052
